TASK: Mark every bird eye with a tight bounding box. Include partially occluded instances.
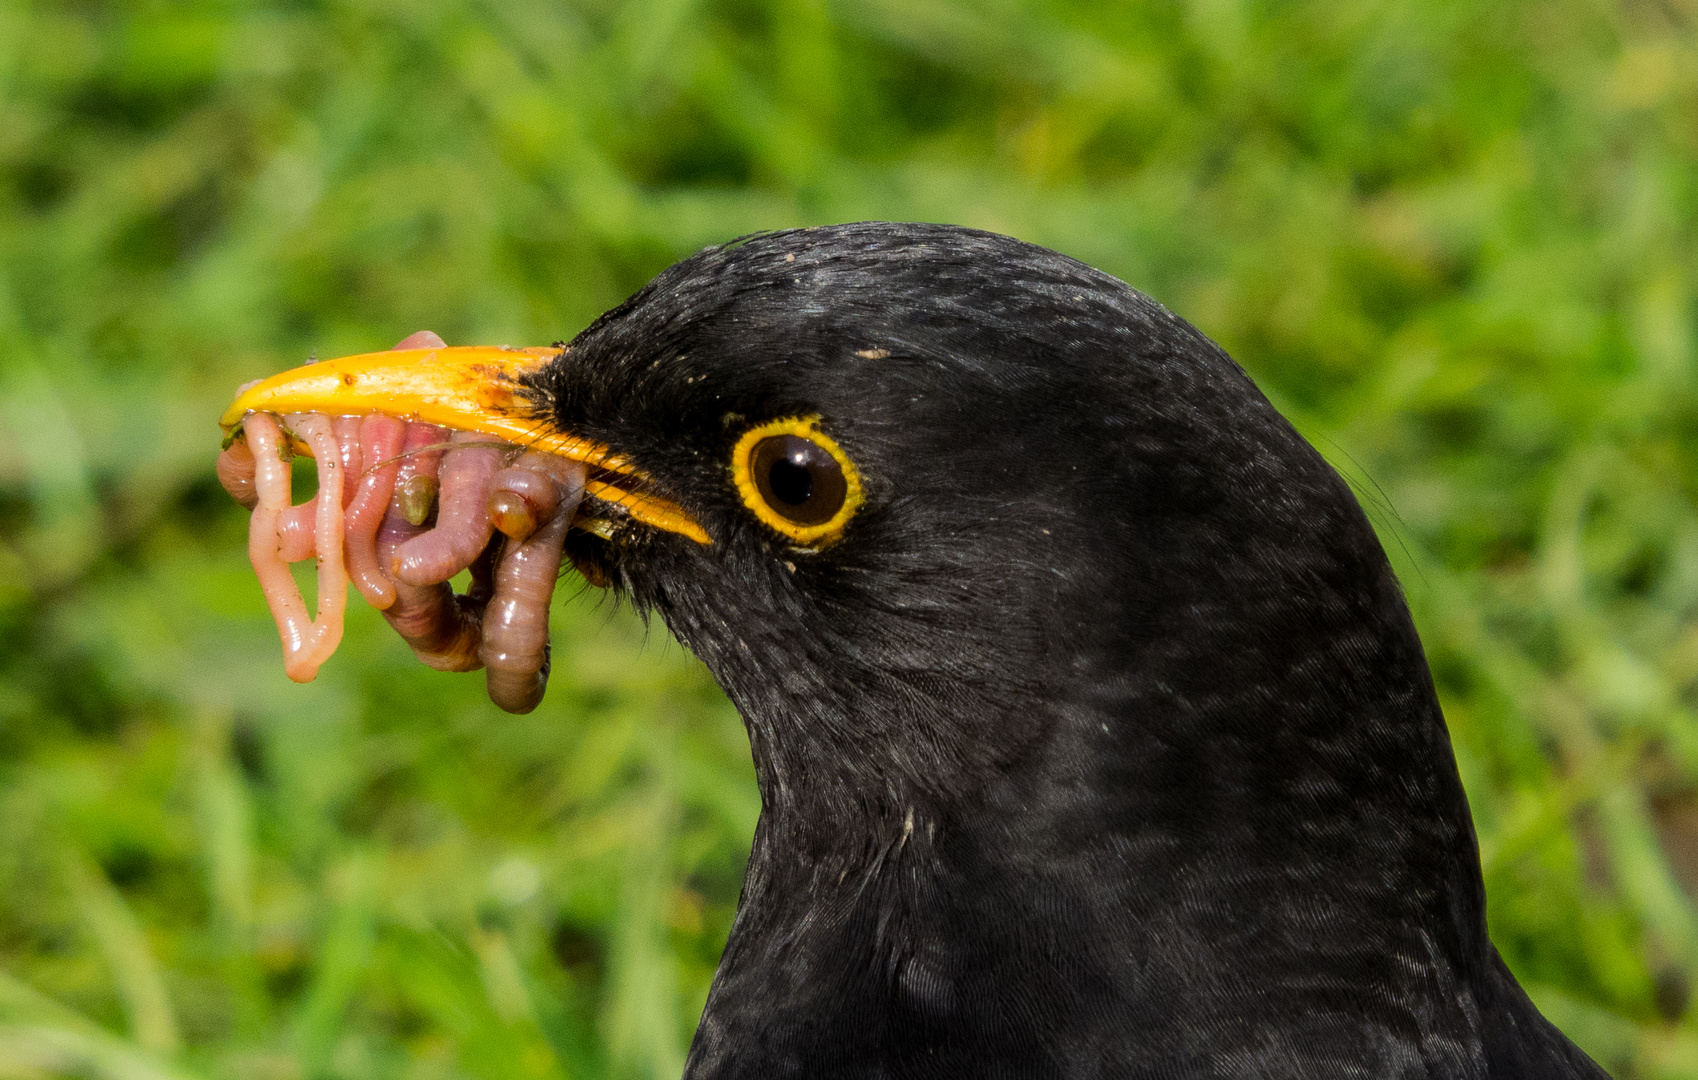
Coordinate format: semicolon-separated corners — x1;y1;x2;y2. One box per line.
750;436;846;525
732;418;863;545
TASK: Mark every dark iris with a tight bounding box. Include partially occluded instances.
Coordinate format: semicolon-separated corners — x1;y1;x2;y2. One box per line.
750;434;847;526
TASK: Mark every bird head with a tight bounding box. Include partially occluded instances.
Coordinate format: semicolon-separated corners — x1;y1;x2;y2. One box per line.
225;221;1469;884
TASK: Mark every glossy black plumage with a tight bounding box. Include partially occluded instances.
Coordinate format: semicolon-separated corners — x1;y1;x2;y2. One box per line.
524;222;1609;1078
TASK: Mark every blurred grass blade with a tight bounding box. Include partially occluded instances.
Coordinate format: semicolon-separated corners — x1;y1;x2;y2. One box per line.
0;973;200;1080
191;710;255;936
61;854;180;1057
291;853;376;1077
471;926;537;1026
0;358;100;587
606;722;685;1080
469;925;565;1079
1599;784;1698;970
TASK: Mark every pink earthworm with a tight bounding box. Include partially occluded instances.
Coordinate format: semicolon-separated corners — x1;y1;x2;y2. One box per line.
480;454;587;712
393;430;505;587
343;413;407;608
245;412;347;683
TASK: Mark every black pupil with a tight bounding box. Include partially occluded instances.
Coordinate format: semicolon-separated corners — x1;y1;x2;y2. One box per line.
769;455;813;505
750;434;848;527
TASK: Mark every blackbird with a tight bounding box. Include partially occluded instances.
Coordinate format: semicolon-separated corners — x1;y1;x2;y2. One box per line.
227;222;1610;1078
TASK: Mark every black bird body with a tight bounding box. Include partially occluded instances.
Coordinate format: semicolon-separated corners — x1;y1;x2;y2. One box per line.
520;223;1608;1078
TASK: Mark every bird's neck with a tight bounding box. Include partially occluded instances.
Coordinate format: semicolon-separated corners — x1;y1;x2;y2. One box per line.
685;581;1499;1078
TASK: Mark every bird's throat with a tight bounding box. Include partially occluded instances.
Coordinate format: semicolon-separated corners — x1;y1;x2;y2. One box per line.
682;601;1493;1078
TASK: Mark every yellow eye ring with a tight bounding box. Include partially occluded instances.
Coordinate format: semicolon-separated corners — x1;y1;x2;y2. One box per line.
731;417;863;546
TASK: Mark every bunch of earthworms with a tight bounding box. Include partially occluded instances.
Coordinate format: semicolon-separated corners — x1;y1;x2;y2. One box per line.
216;411;585;714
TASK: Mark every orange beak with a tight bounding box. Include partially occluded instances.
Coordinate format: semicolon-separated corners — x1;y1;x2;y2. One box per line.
221;346;710;545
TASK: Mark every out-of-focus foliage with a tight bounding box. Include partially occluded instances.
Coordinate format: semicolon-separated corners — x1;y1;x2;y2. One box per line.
0;0;1695;1075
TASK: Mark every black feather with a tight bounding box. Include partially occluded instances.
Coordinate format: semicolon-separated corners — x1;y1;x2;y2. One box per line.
524;222;1608;1078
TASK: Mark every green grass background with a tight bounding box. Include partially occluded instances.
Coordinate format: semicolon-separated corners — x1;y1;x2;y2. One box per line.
1;0;1696;1076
